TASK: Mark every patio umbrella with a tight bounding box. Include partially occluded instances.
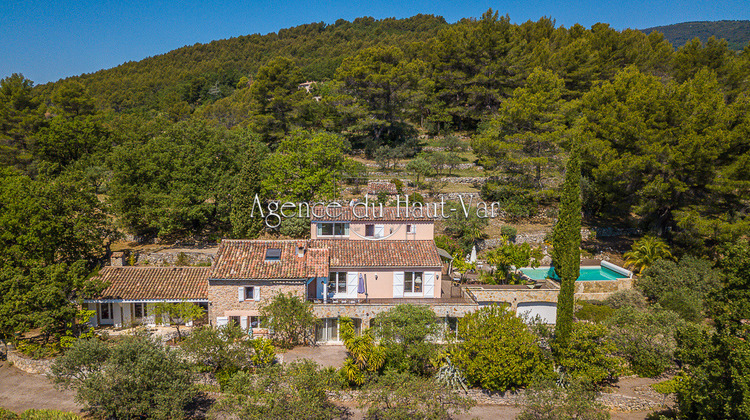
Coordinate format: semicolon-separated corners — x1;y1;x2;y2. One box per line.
358;273;366;294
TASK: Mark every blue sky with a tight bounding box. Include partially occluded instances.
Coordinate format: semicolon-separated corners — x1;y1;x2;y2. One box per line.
2;0;748;85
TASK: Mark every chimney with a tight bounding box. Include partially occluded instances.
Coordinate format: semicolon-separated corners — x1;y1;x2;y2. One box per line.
296;241;306;258
111;251;128;267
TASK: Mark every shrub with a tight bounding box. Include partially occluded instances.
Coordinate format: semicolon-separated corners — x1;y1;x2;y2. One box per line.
603;289;647;310
500;225;517;239
50;334;196;419
636;257;722;321
434;234;462;257
211;360;341;420
18;410;81;420
359;370;475;420
605;307;684;377
575;301;615;323
0;408;17;420
410;191;425;204
452;305;552;391
391;178;404;194
556;322;622;386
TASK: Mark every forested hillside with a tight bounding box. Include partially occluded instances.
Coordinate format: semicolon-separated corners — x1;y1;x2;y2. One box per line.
34;15;450;112
2;10;749;254
642;20;750;51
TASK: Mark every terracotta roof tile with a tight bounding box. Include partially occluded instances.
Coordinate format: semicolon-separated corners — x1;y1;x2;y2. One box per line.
210;240;328;279
310;240;442;268
366;181;398;195
94;267;209;300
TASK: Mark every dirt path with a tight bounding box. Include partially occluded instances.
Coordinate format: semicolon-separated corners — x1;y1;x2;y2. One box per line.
0;361;81;414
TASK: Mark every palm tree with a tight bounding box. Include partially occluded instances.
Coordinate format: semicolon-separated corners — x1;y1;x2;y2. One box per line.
624;235;673;273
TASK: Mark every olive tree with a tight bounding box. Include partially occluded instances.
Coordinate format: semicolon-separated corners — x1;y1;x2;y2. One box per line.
50;334;196;419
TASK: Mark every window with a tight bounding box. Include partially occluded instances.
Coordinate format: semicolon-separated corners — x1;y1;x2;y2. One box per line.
229;316;241;326
101;303;112;319
352;318;362;336
329;272;347;294
318;222;349;236
407;224;415;233
404;271;423;294
134;303;147;318
316;318;339;342
265;248;281;261
365;224;374;237
240;286;260;302
250;316;265;328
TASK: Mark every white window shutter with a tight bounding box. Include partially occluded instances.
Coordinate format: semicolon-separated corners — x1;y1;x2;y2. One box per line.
375;224;384;238
254;287;261;301
347;272;358;298
393;272;404;298
216;317;228;327
424;272;435;298
240;316;248;330
238;287;245;302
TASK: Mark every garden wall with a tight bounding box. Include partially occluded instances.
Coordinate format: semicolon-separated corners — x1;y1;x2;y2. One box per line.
6;349;54;375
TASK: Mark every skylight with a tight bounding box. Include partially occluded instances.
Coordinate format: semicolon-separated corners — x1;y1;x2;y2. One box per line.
265;248;281;261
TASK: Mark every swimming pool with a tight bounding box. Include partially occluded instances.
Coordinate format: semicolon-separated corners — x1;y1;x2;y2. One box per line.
520;264;629;281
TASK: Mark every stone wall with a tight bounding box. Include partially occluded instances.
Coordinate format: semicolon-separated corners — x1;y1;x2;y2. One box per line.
466;280;630;309
7;349;54;375
208;280;306;323
575;277;632;294
312;302;480;328
466;288;560;310
135;250;215;266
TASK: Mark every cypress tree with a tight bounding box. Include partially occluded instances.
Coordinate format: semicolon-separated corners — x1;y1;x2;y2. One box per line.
552;148;581;349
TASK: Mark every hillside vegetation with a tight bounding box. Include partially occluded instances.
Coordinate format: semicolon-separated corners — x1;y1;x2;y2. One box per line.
1;10;749;256
642;20;750;51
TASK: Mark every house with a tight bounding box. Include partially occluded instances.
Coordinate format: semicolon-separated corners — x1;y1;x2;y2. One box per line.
83;266;209;328
365;181;399;199
84;205;634;342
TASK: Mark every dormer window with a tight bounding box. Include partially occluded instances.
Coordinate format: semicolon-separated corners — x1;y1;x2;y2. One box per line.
265;248;281;261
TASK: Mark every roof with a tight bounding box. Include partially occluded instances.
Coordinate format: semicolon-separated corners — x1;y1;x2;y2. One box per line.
367;181;398;195
310;240;442;268
310;206;436;222
93;267;209;300
210;240;328;280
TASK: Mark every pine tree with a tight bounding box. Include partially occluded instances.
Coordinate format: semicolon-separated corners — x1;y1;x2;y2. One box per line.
552;147;581;349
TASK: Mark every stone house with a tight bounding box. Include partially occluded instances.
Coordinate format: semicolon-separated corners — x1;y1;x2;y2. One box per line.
83;266;209;328
83;206;633;343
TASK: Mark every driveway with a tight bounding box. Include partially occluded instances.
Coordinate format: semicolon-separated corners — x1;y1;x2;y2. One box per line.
0;361;80;414
278;345;347;368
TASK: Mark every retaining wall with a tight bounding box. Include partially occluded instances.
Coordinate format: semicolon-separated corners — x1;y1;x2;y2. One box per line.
6;349;54;375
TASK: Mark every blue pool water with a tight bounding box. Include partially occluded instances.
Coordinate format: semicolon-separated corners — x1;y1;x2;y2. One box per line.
520;266;623;281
